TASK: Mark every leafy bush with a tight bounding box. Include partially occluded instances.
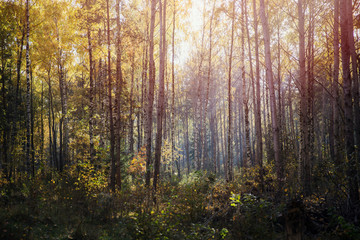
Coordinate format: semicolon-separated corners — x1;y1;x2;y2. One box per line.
230;193;284;239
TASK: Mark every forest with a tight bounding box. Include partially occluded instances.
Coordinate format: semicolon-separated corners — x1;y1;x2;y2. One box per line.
1;0;360;238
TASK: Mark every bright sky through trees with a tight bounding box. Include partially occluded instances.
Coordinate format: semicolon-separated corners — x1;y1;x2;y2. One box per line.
176;0;203;64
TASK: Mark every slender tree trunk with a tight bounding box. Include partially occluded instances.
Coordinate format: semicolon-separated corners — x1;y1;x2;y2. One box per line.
238;82;245;168
241;0;251;168
137;78;141;152
185;110;190;174
30;65;35;176
251;0;262;167
12;24;25;159
40;79;44;168
220;98;227;178
140;21;148;150
15;26;25;111
145;0;157;187
306;1;315;196
276;22;284;153
25;0;31;174
251;0;264;189
171;0;180;177
107;0;116;192
153;0;166;193
63;72;69;168
340;0;359;212
201;0;215;171
210;106;217;173
331;0;340;165
1;59;8;177
115;0;124;190
234;98;240;169
215;107;221;173
47;69;53;168
298;0;310;195
129;52;135;153
194;1;206;171
55;19;67;171
87;24;95;163
48;70;57;170
287;73;296;157
62;70;68;169
259;0;283;190
347;0;360;171
226;0;235;182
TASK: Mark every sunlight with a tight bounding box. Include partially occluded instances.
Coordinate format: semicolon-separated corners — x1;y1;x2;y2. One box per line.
2;0;360;237
175;0;203;65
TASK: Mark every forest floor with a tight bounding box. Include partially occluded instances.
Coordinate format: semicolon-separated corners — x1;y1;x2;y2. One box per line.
0;169;359;240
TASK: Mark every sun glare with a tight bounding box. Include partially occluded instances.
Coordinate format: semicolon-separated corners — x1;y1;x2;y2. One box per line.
176;0;203;65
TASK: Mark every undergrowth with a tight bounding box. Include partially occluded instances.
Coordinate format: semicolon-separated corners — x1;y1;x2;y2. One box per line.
0;167;359;239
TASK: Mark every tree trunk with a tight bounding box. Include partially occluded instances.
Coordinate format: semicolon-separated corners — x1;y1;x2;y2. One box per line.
251;0;264;189
30;65;35;176
12;23;25;161
259;0;283;190
145;0;157;187
153;0;166;194
1;57;8;178
220;98;226;178
107;0;116;192
129;52;135;154
140;19;149;151
347;0;360;174
340;0;359;213
115;0;124;190
306;1;315;196
87;22;95;163
298;0;309;195
241;0;251;168
185;109;190;174
25;0;31;174
226;0;235;182
331;0;341;166
210;105;217;173
252;0;262;167
40;79;44;168
171;0;176;176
